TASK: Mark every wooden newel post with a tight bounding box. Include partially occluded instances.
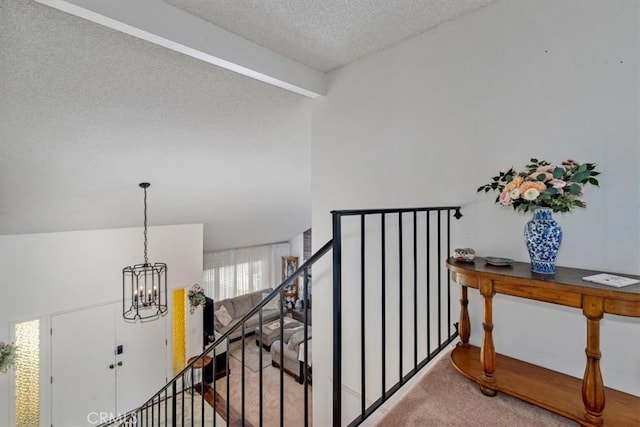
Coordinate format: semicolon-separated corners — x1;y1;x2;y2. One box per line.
582;296;605;425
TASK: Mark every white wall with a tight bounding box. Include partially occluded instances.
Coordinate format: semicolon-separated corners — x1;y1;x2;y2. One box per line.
312;0;639;425
289;231;305;294
0;223;203;426
290;231;305;265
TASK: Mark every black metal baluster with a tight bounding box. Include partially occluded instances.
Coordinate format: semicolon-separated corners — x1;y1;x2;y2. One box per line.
426;211;431;356
241;322;246;425
447;210;452;338
200;356;205;427
360;214;366;418
332;211;342;427
182;372;186;427
279;291;284;427
172;380;177;427
259;309;264;427
303;266;310;427
226;337;230;427
381;213;386;398
413;211;418;368
398;212;403;380
212;344;217;427
437;210;442;346
191;366;195;427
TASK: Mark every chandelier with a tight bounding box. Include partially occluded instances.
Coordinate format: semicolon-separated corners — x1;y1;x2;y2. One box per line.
122;182;168;321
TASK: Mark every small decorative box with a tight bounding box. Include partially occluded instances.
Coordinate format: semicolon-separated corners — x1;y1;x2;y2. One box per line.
453;248;476;263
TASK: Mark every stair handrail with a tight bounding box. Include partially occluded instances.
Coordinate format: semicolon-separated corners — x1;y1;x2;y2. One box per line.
109;238;333;424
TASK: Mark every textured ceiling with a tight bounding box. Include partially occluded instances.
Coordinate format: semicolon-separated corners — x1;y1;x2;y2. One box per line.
0;0;311;251
1;0;496;252
164;0;497;72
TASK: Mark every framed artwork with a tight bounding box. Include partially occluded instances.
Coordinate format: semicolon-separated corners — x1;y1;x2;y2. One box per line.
281;256;299;299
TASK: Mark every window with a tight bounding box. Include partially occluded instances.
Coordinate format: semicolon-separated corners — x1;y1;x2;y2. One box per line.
14;319;40;427
203;243;289;300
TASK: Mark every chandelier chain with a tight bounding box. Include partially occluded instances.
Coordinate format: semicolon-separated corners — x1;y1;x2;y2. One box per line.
143;185;148;265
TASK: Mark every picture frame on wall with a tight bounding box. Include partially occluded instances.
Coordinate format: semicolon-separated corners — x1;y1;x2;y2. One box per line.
282;256;298;300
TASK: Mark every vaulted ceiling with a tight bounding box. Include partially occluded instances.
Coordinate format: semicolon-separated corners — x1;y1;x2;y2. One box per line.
0;0;496;251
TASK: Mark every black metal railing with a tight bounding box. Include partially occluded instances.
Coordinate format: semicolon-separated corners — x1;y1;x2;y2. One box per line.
103;205;462;427
332;206;462;426
103;239;332;427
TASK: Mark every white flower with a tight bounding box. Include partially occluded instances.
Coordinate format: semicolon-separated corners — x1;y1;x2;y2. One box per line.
522;188;540;201
509;188;521;200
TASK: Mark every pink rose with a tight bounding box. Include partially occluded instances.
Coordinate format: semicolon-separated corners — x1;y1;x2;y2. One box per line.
499;191;512;206
536;166;555;173
550;179;566;189
562;159;579;166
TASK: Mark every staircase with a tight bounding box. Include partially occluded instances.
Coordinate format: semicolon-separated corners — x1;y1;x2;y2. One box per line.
103;205;462;426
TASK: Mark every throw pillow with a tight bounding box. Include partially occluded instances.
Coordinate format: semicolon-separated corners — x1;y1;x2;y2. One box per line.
261;292;280;310
215;305;233;327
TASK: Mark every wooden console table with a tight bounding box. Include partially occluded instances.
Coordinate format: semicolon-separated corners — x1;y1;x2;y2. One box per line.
446;257;640;426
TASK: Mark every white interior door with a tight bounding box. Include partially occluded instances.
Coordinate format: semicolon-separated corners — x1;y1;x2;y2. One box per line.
114;305;167;413
52;302;168;425
51;304;116;427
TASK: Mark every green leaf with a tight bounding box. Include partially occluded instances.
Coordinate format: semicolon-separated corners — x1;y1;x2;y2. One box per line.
570;171;589;182
536;173;546;181
588;178;599;186
568;184;581;195
531;158;538;163
477;186;485;192
577;163;588;173
553;167;564;179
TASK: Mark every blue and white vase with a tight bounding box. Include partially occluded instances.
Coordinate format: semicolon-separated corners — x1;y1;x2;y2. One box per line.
524;208;562;274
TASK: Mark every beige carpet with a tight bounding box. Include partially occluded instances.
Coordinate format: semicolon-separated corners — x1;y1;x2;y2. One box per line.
229;336;272;372
377;352;577;427
214;352;312;426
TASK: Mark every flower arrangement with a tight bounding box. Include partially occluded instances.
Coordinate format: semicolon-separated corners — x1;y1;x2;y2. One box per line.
0;341;17;374
188;284;206;314
477;158;600;213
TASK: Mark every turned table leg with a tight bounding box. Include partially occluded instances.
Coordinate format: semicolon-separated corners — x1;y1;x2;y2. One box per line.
582;296;605;425
479;279;497;396
459;286;470;346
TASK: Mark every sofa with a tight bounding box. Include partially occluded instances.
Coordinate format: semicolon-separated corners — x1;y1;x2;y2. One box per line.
270;326;312;384
213;289;283;341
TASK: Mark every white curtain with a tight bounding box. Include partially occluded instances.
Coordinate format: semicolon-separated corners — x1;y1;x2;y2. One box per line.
203;242;290;300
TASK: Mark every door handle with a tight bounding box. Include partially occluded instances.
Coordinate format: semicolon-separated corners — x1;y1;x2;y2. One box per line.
109;364;115;369
117;361;123;366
